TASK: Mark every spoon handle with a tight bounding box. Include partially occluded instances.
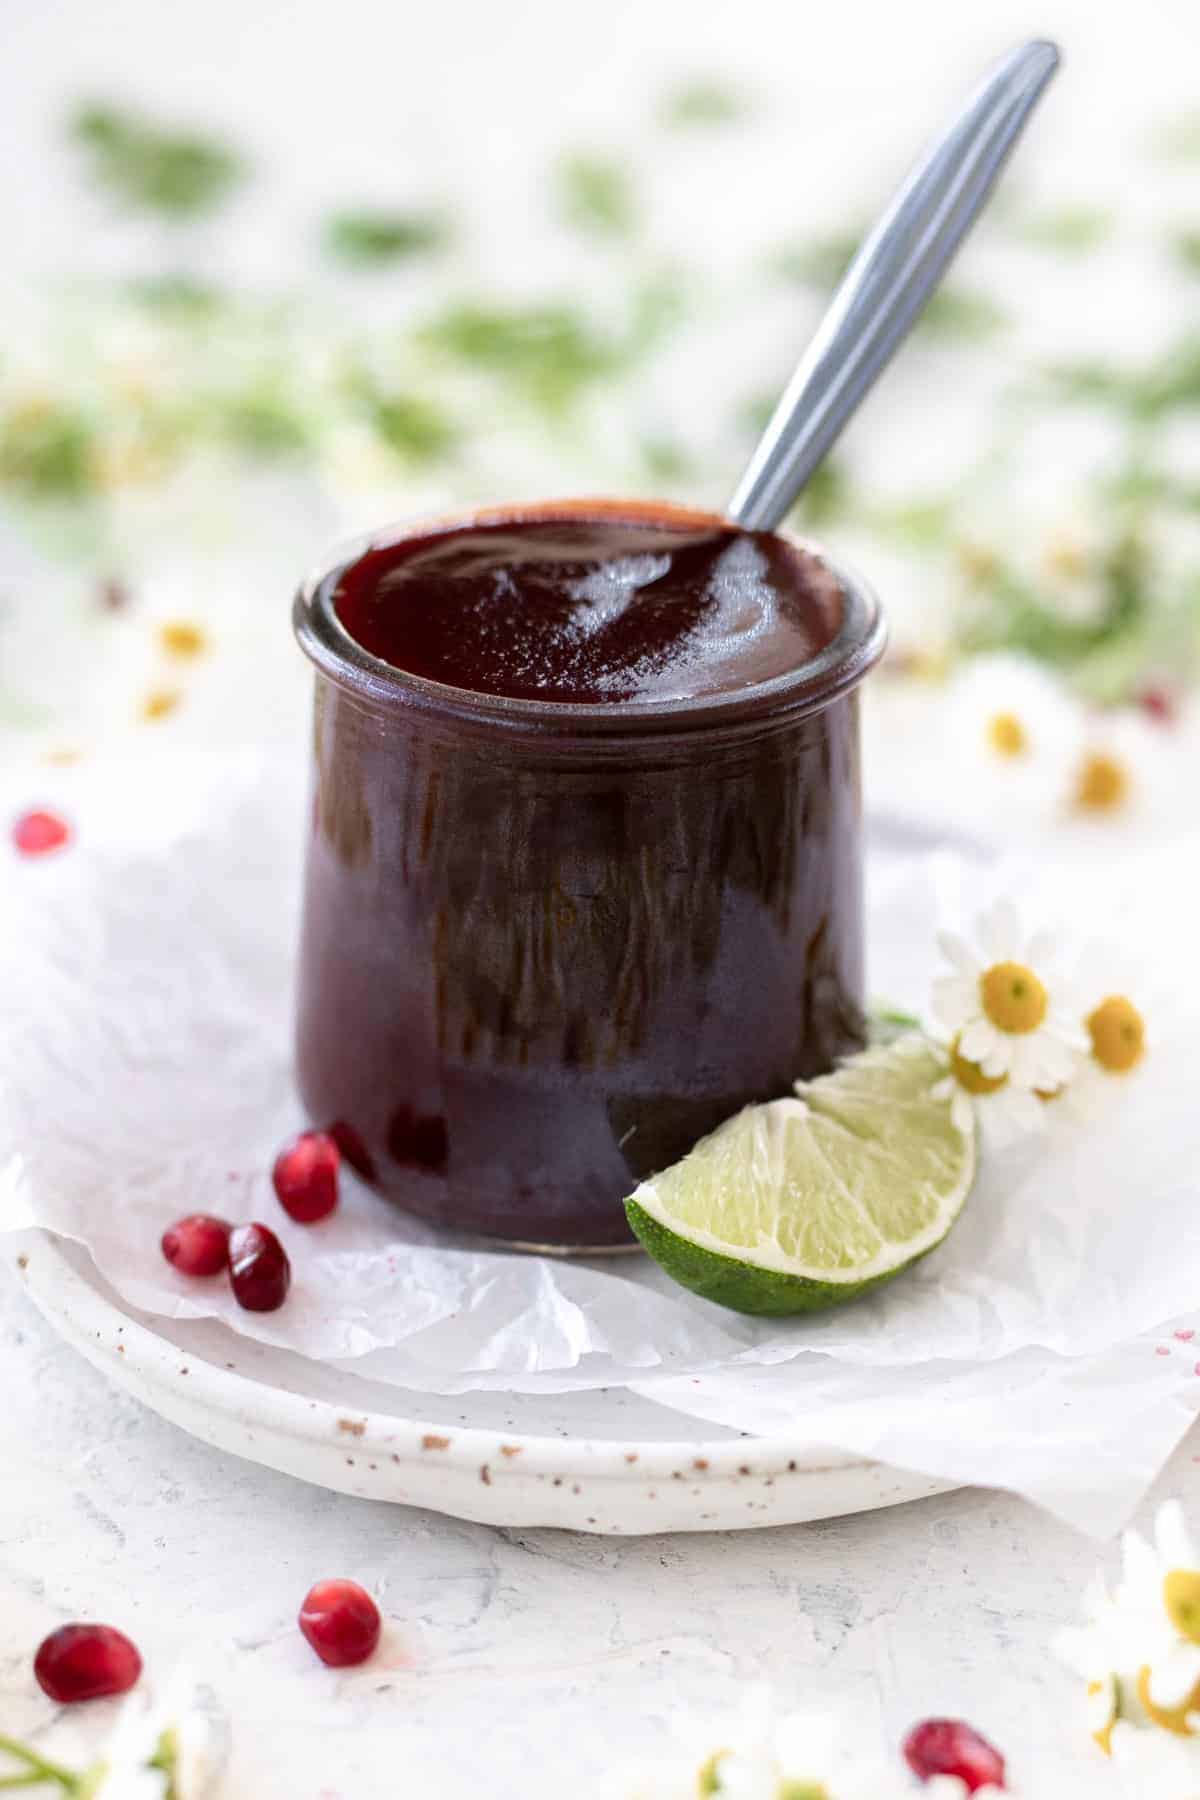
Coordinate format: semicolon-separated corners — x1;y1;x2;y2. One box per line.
727;39;1060;532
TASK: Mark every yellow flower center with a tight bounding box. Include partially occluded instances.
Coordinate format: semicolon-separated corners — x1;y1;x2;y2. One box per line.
979;962;1049;1034
986;711;1028;759
158;620;209;660
1087;996;1146;1074
1044;535;1089;582
957;542;999;587
1137;1664;1200;1735
950;1035;1009;1095
1165;1570;1200;1643
1035;1085;1063;1104
1074;750;1130;814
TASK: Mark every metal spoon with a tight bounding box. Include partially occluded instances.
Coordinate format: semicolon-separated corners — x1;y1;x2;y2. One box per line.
727;38;1060;532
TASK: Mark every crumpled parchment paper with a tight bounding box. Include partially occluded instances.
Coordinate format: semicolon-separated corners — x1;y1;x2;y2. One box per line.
2;747;1197;1532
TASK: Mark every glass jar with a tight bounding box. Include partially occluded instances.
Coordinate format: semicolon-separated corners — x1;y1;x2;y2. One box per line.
292;500;885;1250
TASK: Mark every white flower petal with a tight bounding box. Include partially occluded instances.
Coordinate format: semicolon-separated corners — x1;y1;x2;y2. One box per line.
1024;925;1059;967
932;975;978;1031
936;931;981;979
1044;1012;1090;1052
1122;1528;1161;1599
979;898;1021;962
1158;1501;1200;1574
1148;1643;1200;1710
957;1022;993;1058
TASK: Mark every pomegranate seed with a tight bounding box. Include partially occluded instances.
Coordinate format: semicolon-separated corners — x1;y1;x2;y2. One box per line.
1139;684;1176;726
34;1623;142;1703
298;1580;381;1668
228;1222;291;1311
161;1213;231;1277
904;1720;1006;1792
273;1131;340;1223
13;810;71;857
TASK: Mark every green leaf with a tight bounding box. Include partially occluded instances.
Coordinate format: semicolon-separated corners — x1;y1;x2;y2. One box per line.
126;274;224;317
955;530;1152;675
221;386;311;457
638;435;694;484
1047;334;1200;420
625;270;688;353
658;78;748;128
917;287;1008;342
767;230;860;289
870;495;957;548
787;457;852;529
420;300;623;413
321;209;452;268
736;391;777;440
1011;204;1114;253
0;401;96;501
370;394;457;463
68;100;244;219
555;154;636;237
1170;227;1200;275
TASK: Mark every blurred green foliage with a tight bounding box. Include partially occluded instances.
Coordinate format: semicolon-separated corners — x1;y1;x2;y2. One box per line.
658;78;748;128
322;210;453;268
555;154;637;237
0;402;95;501
1011;206;1114;253
70;102;244;219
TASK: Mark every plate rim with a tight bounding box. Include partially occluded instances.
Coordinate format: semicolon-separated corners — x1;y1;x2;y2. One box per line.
13;1231;956;1529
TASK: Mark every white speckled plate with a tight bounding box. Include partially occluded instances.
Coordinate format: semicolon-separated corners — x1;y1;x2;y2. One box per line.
16;1233;951;1533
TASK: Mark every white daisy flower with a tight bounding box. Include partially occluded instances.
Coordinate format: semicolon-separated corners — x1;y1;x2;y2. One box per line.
1028;983;1150;1120
1068;708;1167;824
929;1033;1047;1148
945;652;1083;797
623;1689;956;1798
1113;1505;1200;1727
1056;1502;1200;1766
932;899;1088;1091
85;1669;227;1800
1034;516;1112;626
1053;1572;1131;1754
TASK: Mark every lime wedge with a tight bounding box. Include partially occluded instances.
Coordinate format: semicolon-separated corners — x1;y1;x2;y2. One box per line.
625;1035;975;1316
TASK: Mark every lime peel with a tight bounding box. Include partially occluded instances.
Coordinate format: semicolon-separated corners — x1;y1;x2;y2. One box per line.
625;1035;976;1316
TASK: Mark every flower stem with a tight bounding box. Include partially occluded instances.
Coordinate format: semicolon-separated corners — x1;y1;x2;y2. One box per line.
0;1736;78;1791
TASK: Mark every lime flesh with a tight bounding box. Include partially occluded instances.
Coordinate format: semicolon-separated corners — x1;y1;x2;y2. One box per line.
625;1036;975;1317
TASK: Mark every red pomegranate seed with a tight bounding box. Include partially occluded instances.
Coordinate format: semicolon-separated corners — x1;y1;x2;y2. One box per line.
298;1580;381;1668
273;1131;340;1223
1139;684;1176;726
904;1720;1006;1791
161;1213;231;1277
228;1222;291;1311
13;810;71;857
34;1623;142;1703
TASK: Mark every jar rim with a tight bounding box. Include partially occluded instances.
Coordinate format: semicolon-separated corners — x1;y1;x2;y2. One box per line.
292;497;887;738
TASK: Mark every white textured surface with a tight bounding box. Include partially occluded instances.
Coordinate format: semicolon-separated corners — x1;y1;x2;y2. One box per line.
2;1;1197;1791
2;1251;1198;1798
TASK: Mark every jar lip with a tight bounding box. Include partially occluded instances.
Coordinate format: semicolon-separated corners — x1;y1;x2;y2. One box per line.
292;498;887;737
